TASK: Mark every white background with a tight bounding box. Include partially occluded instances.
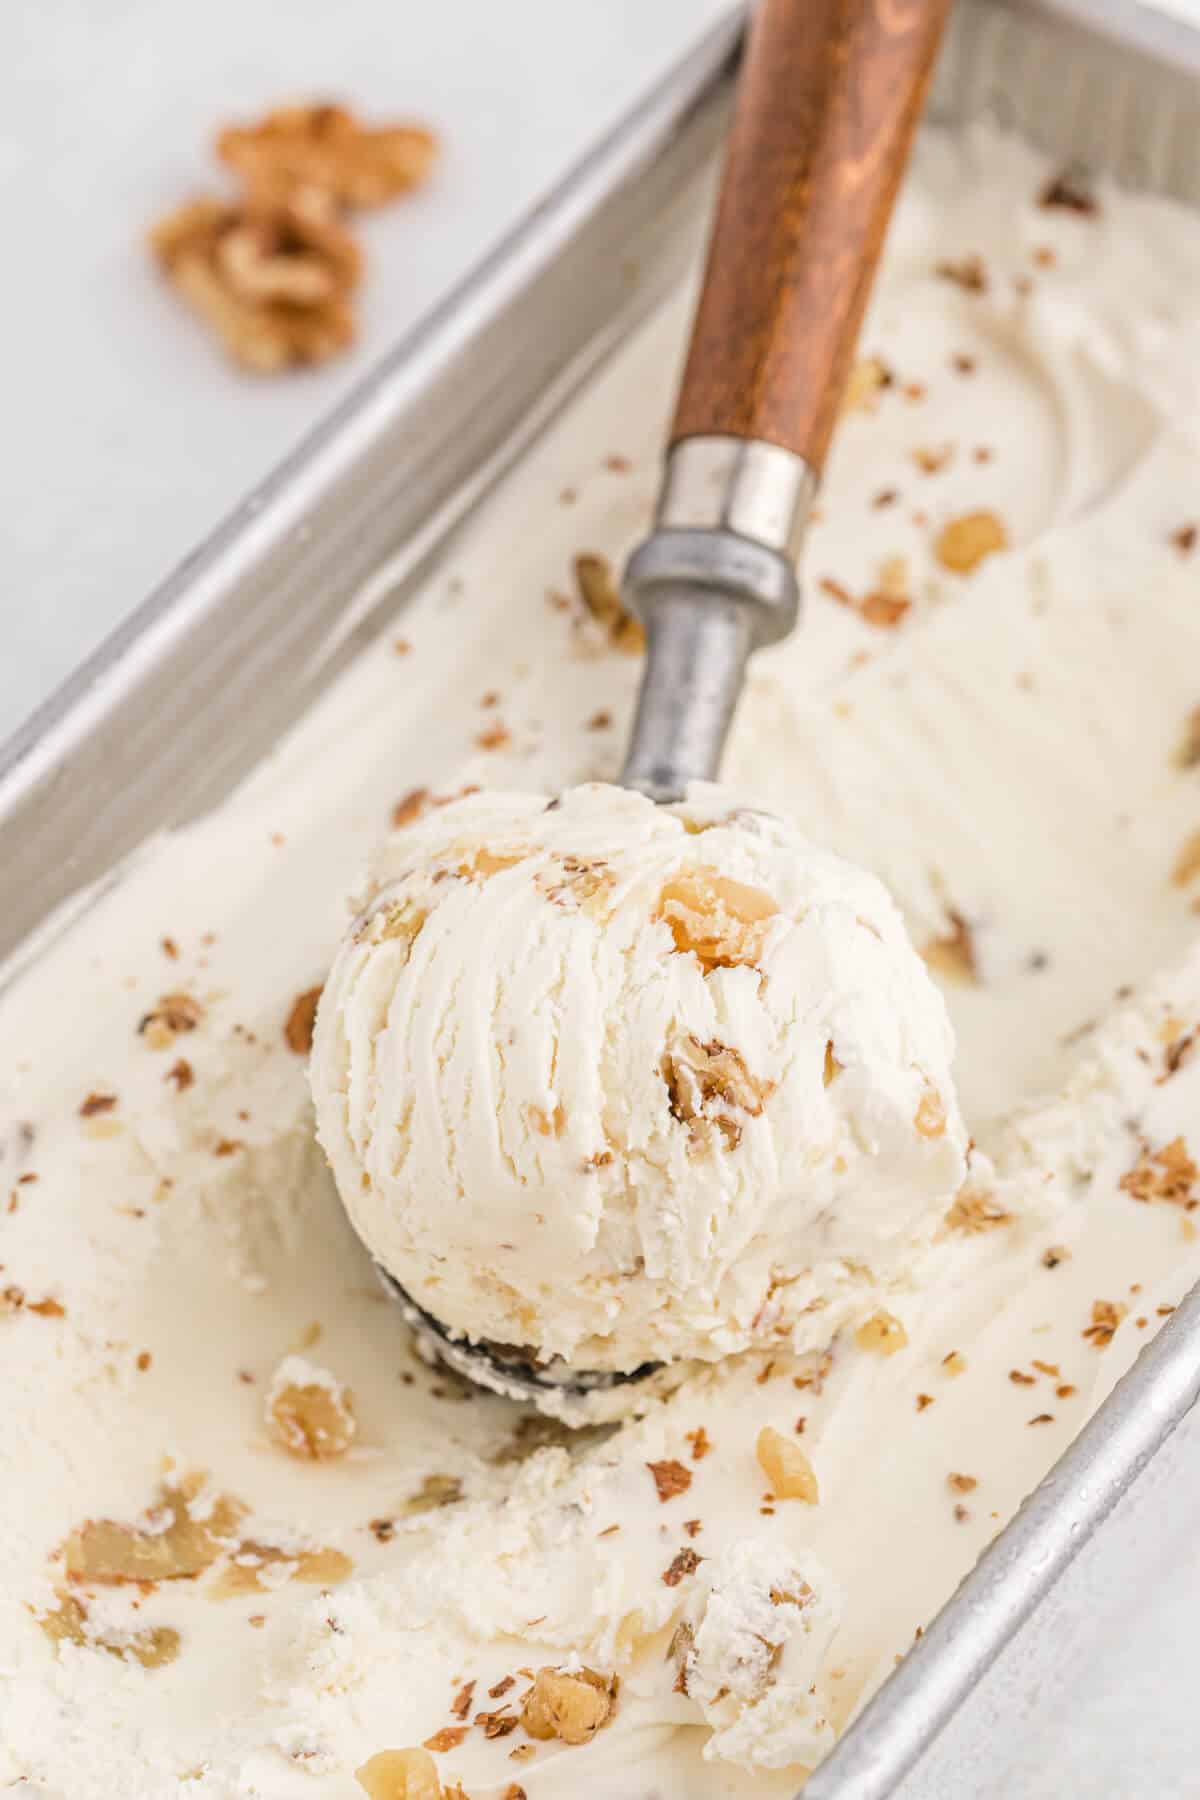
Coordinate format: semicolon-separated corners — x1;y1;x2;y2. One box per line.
5;2;1200;1794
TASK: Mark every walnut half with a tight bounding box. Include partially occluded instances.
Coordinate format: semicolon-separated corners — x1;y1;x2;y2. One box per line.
218;104;437;209
150;189;360;373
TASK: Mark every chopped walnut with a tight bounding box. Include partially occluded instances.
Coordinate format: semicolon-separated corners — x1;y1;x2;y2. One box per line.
285;986;323;1054
218;104;436;208
400;1472;463;1515
914;1084;947;1139
520;1667;616;1745
855;1310;908;1355
662;1035;773;1154
573;552;644;653
841;355;893;413
942;1350;967;1375
935;253;987;292
948;1472;978;1493
663;1546;703;1586
1172;524;1198;556
150;190;359;372
647;1458;693;1502
267;1360;357;1460
1171;832;1200;887
38;1592;180;1670
933;511;1008;575
945;1188;1010;1232
912;444;954;475
392;788;431;828
685;1425;712;1461
1039;169;1098;215
656;866;778;971
1082;1298;1127;1348
819;573;909;629
138;990;205;1049
355;1749;442;1800
422;1727;466;1754
922;910;978;985
668;1620;695;1694
1120;1137;1197;1208
65;1473;245;1584
362;897;427;957
79;1092;117;1117
756;1426;818;1502
211;1538;352;1597
476;1708;519;1739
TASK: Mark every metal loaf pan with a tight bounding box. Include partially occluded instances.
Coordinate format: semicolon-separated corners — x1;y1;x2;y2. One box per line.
3;3;1200;1794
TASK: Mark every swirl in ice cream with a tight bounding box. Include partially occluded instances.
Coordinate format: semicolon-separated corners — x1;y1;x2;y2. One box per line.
310;782;967;1373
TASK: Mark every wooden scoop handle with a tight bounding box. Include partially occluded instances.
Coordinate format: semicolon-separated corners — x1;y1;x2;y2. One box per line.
671;0;951;475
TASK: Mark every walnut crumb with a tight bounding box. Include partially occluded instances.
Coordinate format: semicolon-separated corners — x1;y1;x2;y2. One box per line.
79;1092;117;1118
573;552;644;653
1042;1245;1069;1269
922;910;978;985
218;103;436;209
520;1667;617;1745
1039;169;1097;215
942;1350;967;1375
841;355;893;413
1172;524;1197;556
855;1310;908;1355
948;1473;977;1492
935;253;987;292
355;1749;442;1800
476;1708;518;1739
449;1681;475;1721
647;1459;692;1503
267;1363;356;1460
946;1188;1010;1233
662;1547;703;1587
1082;1299;1127;1348
933;511;1008;575
685;1425;712;1461
1120;1137;1196;1208
277;986;322;1054
914;1085;947;1139
421;1727;465;1753
139;991;204;1049
915;1393;935;1411
756;1426;818;1502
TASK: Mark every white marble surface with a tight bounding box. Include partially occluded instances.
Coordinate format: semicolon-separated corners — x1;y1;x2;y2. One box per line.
0;0;734;742
7;2;1200;1794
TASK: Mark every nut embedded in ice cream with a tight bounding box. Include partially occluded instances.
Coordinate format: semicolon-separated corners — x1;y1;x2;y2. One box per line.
309;783;968;1374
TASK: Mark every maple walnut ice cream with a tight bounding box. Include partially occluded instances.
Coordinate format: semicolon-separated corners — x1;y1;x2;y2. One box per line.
6;123;1200;1799
311;783;966;1378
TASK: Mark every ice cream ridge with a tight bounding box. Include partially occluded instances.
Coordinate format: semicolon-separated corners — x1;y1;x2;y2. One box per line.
311;782;968;1389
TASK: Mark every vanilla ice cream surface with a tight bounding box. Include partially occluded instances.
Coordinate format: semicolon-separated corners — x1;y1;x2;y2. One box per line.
6;124;1200;1797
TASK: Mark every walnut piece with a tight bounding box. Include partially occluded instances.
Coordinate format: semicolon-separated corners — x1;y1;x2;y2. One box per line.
922;910;978;985
756;1426;819;1503
662;1035;773;1154
647;1458;693;1502
218;104;436;209
150;190;359;373
573;552;644;654
1082;1298;1127;1348
841;355;893;414
400;1472;463;1515
855;1310;908;1355
656;866;778;971
138;990;205;1049
209;1539;353;1598
914;1085;947;1139
521;1666;616;1745
945;1188;1011;1233
1120;1137;1196;1208
355;1749;442;1800
284;986;323;1054
38;1591;181;1669
267;1361;357;1460
65;1473;245;1584
933;511;1008;576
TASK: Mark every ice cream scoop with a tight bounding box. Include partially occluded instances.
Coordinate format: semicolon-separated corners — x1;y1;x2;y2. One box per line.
312;785;967;1406
312;0;957;1407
